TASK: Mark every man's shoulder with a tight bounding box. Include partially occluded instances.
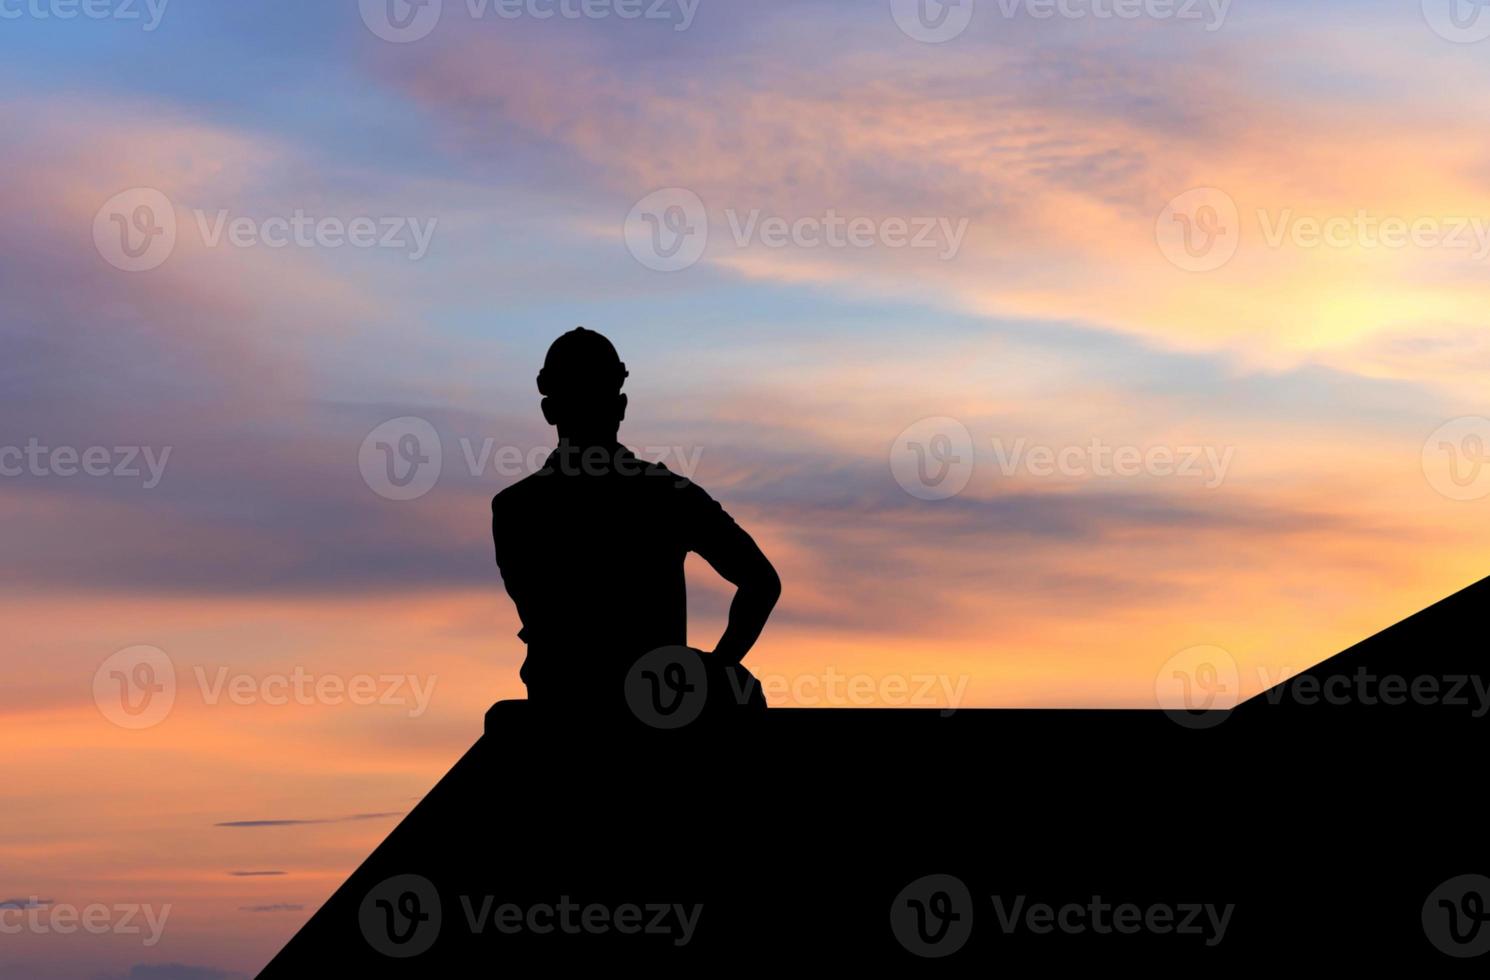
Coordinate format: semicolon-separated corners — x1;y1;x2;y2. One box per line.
589;445;705;496
628;454;713;500
491;470;550;514
489;448;717;511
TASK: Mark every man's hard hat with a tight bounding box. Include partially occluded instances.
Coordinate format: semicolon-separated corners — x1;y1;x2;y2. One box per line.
536;327;628;396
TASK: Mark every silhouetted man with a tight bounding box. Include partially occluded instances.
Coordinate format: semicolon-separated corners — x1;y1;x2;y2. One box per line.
492;328;781;712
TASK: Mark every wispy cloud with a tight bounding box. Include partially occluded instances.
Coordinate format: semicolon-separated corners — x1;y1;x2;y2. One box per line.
100;966;249;980
215;812;404;828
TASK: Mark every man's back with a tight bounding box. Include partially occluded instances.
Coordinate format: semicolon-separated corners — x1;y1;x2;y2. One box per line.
492;443;743;704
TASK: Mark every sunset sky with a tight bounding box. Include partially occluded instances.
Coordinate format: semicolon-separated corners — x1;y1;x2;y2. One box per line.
5;1;1490;976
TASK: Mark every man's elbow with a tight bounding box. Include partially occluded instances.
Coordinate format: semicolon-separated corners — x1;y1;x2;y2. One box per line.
755;563;782;607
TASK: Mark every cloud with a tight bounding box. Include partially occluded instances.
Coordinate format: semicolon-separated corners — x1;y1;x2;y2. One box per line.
214;812;404;828
97;966;249;980
364;5;1490;366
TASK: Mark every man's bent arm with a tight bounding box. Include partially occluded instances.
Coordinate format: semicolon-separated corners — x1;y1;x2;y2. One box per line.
699;527;781;665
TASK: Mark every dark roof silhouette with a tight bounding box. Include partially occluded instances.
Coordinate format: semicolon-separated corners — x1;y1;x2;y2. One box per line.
259;576;1490;972
1240;574;1489;715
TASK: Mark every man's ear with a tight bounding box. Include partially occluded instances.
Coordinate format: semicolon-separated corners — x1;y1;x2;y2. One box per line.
540;396;557;426
617;393;628;422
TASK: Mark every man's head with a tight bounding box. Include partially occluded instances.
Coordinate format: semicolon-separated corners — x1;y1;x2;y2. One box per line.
537;327;628;443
